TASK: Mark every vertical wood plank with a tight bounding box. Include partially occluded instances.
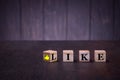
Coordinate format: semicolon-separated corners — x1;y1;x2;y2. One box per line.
21;0;43;40
67;0;90;40
0;0;6;40
0;0;20;40
114;0;120;40
91;0;113;40
44;0;66;40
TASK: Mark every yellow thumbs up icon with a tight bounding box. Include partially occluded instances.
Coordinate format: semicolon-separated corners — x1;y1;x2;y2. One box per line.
44;54;50;61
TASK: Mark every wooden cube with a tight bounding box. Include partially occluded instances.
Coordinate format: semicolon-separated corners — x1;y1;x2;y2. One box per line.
63;50;74;62
94;50;106;62
79;50;90;62
43;50;57;62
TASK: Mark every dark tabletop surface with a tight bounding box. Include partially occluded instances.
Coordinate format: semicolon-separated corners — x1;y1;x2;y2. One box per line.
0;41;120;80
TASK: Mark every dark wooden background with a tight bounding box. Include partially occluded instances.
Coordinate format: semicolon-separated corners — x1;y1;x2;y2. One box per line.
0;0;120;40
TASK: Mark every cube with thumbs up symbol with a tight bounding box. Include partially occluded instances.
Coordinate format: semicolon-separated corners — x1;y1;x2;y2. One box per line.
43;50;57;62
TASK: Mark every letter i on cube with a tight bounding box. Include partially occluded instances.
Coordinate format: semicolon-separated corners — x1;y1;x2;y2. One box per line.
94;50;106;62
63;50;74;62
43;50;57;62
79;50;90;62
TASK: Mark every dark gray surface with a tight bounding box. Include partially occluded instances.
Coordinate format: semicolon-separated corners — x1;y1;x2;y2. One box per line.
0;41;120;80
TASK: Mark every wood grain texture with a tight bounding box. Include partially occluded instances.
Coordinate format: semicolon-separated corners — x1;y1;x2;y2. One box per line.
67;0;90;40
0;0;20;40
21;0;43;40
0;0;120;40
114;0;120;40
44;0;67;40
91;0;114;40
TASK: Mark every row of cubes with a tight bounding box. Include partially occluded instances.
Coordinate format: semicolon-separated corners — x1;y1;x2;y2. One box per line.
43;50;106;62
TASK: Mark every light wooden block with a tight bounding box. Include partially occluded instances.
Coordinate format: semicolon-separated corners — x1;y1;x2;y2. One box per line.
63;50;74;62
43;50;57;62
79;50;90;62
94;50;106;62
